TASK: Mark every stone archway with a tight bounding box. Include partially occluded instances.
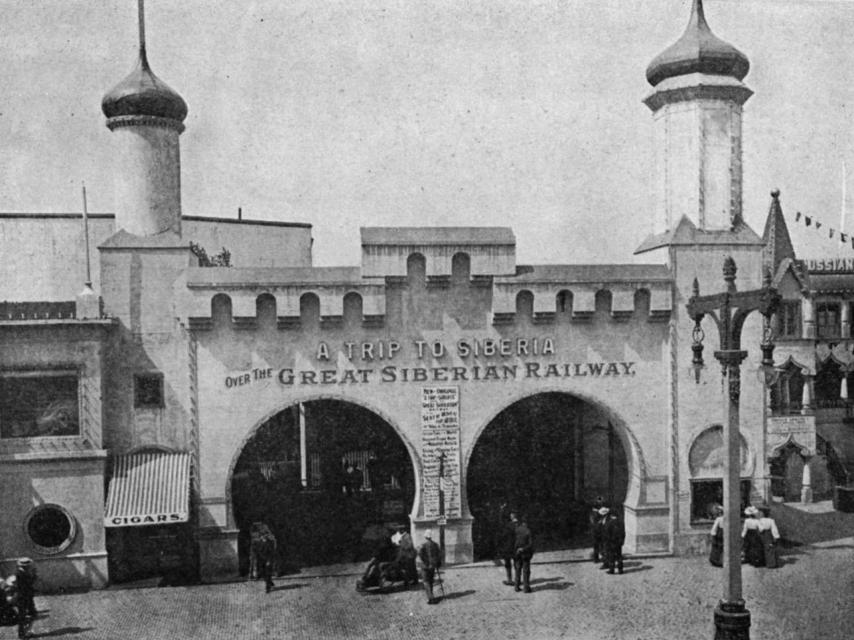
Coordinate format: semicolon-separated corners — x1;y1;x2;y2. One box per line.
228;398;417;572
465;391;631;559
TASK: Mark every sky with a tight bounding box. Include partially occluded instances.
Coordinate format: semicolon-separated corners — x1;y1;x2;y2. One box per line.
2;0;854;267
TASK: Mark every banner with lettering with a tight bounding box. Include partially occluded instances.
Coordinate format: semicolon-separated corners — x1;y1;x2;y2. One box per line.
421;386;462;519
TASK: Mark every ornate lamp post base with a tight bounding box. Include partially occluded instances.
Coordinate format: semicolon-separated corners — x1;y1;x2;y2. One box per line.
714;599;751;640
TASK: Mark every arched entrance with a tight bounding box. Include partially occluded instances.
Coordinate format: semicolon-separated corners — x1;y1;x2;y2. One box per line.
769;436;848;503
466;392;629;560
230;399;415;572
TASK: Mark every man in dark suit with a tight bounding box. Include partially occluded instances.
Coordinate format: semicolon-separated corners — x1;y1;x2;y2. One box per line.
589;496;605;563
497;505;516;586
604;510;625;575
417;530;442;604
249;522;277;593
513;515;534;593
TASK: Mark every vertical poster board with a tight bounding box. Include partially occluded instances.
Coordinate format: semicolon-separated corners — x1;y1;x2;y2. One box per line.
421;386;461;518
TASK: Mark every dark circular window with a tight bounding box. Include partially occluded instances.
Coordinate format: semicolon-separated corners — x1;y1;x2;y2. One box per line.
24;504;76;554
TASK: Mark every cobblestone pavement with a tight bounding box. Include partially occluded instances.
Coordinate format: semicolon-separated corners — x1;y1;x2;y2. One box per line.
3;544;853;640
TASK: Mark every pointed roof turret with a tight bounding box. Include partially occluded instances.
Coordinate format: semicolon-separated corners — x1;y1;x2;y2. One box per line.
646;0;749;87
101;0;188;124
762;190;796;275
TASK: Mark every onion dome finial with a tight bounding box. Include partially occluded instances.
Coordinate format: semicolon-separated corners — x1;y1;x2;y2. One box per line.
101;0;188;123
646;0;749;87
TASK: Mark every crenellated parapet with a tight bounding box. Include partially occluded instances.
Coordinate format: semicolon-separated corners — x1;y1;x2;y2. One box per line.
180;261;673;332
492;265;672;324
182;267;386;331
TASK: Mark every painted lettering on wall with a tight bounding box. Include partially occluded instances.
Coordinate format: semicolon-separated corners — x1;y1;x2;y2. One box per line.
312;337;555;362
105;513;186;527
806;257;854;273
224;361;636;388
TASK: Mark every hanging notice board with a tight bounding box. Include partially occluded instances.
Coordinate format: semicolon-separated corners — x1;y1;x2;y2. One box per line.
421;386;461;519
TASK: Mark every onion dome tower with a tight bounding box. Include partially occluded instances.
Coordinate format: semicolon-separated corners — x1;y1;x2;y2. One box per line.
643;0;752;236
102;0;187;237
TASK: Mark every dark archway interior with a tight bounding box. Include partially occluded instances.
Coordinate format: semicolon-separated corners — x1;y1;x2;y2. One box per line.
467;392;628;560
231;400;415;571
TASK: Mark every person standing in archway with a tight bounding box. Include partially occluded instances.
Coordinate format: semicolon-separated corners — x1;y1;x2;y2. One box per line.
249;522;277;593
589;496;606;564
603;509;625;575
513;515;534;593
497;506;516;586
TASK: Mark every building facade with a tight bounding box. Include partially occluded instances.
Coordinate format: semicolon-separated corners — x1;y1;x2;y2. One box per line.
2;0;853;590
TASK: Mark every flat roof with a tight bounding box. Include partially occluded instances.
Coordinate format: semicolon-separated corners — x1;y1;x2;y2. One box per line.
186;266;364;287
0;212;311;229
361;227;515;246
498;264;672;284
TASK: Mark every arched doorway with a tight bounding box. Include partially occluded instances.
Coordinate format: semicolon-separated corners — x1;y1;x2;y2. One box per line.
466;392;629;560
230;400;415;572
769;436;848;503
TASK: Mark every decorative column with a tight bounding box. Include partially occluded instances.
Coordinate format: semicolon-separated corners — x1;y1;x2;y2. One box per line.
802;298;816;339
841;302;851;339
801;376;814;414
801;457;813;504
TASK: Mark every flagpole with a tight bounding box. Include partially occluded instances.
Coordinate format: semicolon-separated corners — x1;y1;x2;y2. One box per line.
82;183;92;287
842;160;847;237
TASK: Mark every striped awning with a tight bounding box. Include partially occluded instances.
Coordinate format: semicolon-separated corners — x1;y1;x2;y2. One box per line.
105;452;191;527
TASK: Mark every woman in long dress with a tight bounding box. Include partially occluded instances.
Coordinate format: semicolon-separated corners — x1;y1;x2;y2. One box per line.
757;505;781;568
741;506;764;566
708;504;724;567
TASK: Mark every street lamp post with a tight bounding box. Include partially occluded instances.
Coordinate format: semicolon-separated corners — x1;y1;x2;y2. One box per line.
686;256;780;640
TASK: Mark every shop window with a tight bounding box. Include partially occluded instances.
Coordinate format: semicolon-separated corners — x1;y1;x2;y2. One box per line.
690;480;751;524
134;373;164;408
816;302;841;339
24;504;77;554
0;371;80;438
777;300;801;339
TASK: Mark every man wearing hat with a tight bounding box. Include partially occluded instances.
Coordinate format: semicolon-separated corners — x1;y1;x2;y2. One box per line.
513;515;534;593
589;497;606;563
416;530;442;604
394;524;418;587
15;558;37;639
596;507;610;569
603;509;625;575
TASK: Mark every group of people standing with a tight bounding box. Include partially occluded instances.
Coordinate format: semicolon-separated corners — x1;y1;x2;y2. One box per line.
589;502;625;575
497;509;535;592
708;504;781;568
357;524;443;604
